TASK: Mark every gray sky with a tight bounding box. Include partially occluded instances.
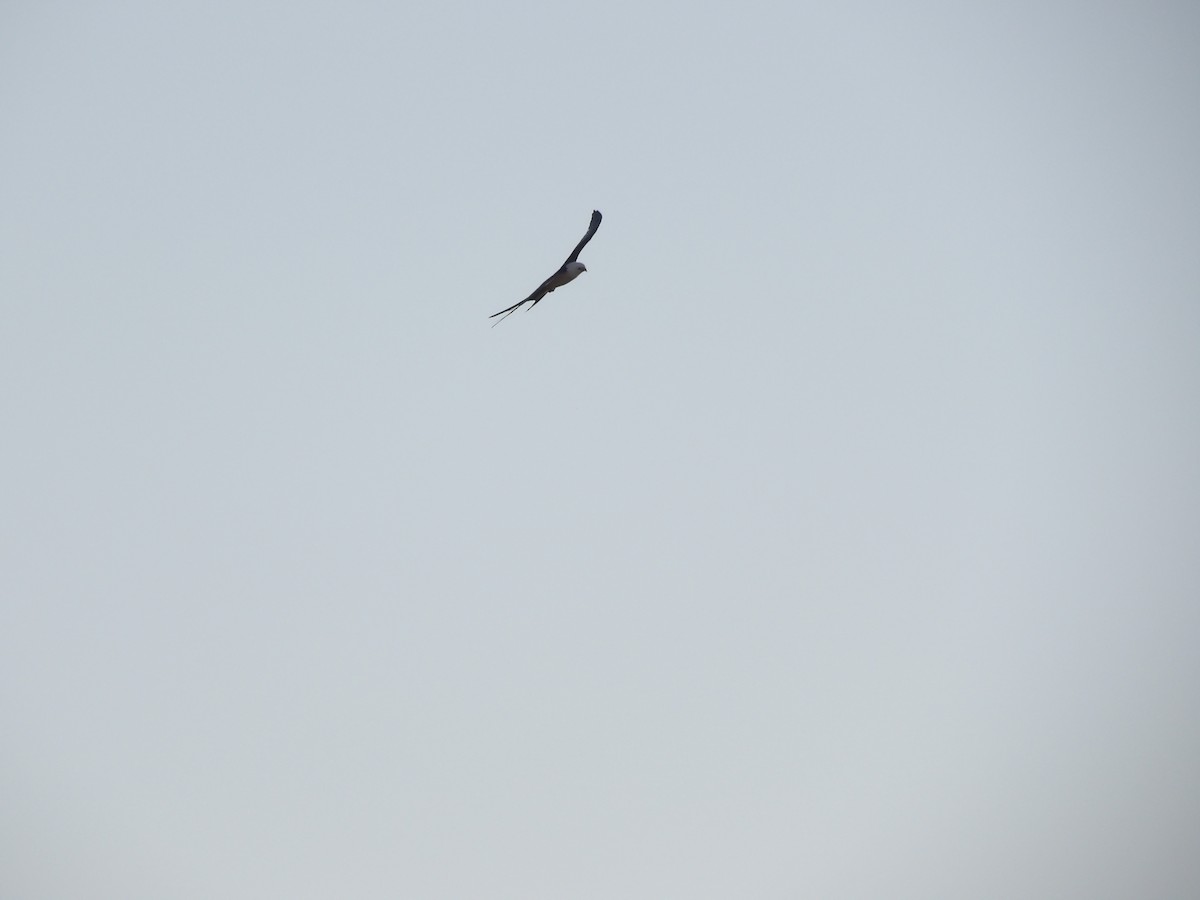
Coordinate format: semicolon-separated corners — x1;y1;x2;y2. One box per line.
2;2;1198;898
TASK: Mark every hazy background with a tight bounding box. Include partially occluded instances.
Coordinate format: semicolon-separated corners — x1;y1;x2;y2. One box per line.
2;2;1198;898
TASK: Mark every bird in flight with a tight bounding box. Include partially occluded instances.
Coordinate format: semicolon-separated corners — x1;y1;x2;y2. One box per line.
490;210;602;324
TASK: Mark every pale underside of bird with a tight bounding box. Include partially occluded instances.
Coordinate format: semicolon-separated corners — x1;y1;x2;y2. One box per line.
490;209;602;324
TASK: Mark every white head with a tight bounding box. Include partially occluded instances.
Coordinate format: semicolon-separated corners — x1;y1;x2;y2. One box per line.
567;261;587;276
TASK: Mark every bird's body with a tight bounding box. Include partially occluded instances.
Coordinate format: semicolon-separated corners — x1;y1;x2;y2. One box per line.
548;261;587;289
490;210;602;323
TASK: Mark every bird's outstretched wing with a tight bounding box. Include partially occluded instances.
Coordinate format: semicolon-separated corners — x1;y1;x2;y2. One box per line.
563;209;603;265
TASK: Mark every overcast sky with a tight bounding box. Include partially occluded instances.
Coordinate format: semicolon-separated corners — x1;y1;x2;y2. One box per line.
2;2;1198;898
